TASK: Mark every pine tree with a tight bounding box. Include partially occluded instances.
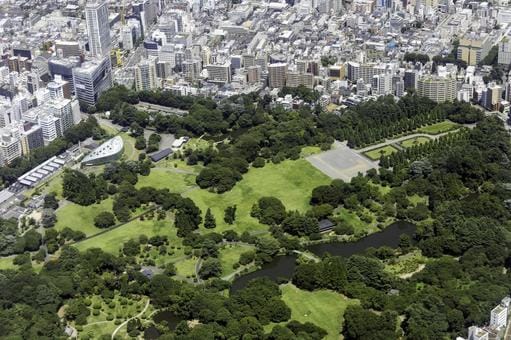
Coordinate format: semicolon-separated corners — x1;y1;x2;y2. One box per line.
204;208;216;229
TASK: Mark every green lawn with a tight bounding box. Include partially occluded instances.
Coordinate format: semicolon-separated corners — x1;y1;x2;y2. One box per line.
300;146;322;157
274;284;358;340
400;136;432;148
74;218;176;254
185;138;214;151
119;132;139;161
185;159;331;235
175;257;198;277
0;256;15;270
363;145;398;161
417;120;459;135
136;169;196;194
219;244;255;276
55;198;113;236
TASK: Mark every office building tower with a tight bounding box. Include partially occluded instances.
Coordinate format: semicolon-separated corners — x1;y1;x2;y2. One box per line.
182;59;202;83
243;55;255;68
498;37;511;65
72;56;112;106
268;63;288;88
481;83;503;111
55;41;82;58
457;33;492;66
121;26;135;51
206;63;232;84
48;57;82;92
135;58;158;91
404;70;419;90
85;0;111;57
417;76;457;103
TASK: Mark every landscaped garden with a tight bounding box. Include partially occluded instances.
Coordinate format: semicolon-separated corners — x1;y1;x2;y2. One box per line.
363;145;399;161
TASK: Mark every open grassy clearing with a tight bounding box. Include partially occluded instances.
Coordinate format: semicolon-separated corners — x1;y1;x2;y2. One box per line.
417;120;459;135
384;250;428;277
219;244;255;276
184;138;214;151
400;136;432;148
409;194;428;206
74;217;176;254
55;198;113;236
300;146;323;157
270;284;358;340
363;145;399;161
154;157;203;173
136;169;196;194
185;159;331;235
119;132;140;161
334;207;382;235
175;257;198;277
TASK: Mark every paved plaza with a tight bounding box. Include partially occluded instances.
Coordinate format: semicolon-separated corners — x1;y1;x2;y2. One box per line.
306;141;378;181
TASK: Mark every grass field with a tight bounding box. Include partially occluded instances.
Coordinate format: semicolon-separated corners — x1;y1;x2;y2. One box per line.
74;218;176;254
300;146;323;157
417;120;459;135
175;257;198;277
400;136;432;148
55;198;113;236
0;256;15;270
136;169;197;194
363;145;399;161
185;159;331;234
219;244;255;276
119;132;140;161
275;284;358;340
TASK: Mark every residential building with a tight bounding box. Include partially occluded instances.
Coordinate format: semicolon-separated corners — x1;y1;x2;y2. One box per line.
457;33;493;66
134;58;158;91
417;76;457;103
206;63;231;84
490;304;508;329
268;63;288;88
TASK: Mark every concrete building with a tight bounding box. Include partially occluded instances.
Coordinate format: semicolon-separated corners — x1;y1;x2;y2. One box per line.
19;123;44;155
47;98;75;134
481;83;503;111
286;72;314;89
457;33;493;66
417;76;457;103
206;63;231;84
0;129;22;166
268;63;288;88
85;0;111;57
467;326;489;340
498;37;511;65
372;73;393;96
490;304;507;329
72;57;112;106
135;58;158;91
55;41;82;58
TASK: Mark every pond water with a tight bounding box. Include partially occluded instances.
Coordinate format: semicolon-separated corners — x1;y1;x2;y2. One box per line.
230;221;416;292
144;310;183;339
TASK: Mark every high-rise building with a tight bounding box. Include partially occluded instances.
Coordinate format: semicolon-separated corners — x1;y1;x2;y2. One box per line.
371;73;392;96
135;58;159;91
286;72;314;89
47;98;75;133
247;66;261;84
417;76;457;103
404;70;419;90
182;59;202;83
72;57;112;106
85;0;111;57
268;63;288;88
39;114;60;144
121;26;135;51
19;123;44;155
206;63;232;84
481;83;503;111
498;37;511;65
457;33;493;66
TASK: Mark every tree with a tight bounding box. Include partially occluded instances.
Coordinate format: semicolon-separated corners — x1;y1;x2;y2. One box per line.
224;205;237;224
94;212;116;228
43;193;59;210
204;208;216;229
41;209;57;228
62;170;97;206
23;230;42;251
134;136;146;150
255;197;287;225
343;306;397;340
199;258;222;279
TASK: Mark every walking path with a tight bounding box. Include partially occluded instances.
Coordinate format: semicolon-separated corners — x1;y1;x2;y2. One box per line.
111;299;150;339
357;132;448;153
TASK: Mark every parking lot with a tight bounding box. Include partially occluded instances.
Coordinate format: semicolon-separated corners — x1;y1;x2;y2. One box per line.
306;141;378;182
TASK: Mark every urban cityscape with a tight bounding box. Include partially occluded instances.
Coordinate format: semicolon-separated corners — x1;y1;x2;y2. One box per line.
1;0;511;339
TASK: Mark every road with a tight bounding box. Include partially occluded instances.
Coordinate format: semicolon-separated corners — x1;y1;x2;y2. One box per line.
111;299;150;339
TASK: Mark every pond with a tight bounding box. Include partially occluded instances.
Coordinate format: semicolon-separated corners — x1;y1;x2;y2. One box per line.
230;221;416;292
144;310;183;339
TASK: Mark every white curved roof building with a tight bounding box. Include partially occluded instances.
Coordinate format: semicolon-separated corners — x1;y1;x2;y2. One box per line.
81;136;124;166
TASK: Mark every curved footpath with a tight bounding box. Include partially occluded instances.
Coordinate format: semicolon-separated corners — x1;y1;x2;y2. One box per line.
111;299;150;339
